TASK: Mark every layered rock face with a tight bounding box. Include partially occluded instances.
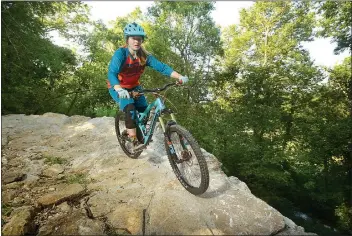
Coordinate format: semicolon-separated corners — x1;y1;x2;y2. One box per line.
1;113;315;235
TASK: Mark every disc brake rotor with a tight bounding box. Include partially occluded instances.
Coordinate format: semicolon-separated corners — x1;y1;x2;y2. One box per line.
181;150;192;161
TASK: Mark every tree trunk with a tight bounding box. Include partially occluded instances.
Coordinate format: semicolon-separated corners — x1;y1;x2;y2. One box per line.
283;106;294;150
323;156;328;195
66;92;79;115
343;142;352;228
346;54;352;221
263;28;269;66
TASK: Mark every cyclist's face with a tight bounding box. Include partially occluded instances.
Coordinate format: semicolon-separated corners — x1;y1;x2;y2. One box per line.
127;36;143;51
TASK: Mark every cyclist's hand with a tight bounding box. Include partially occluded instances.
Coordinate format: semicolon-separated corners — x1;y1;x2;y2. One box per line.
115;88;130;99
179;76;189;84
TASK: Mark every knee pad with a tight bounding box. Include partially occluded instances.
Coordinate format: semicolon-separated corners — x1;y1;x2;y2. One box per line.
123;104;136;129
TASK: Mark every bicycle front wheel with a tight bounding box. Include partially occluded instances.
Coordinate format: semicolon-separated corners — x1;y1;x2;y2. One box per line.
164;125;209;195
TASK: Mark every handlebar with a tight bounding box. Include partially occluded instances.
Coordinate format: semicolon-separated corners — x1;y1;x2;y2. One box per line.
142;82;179;93
129;82;180;98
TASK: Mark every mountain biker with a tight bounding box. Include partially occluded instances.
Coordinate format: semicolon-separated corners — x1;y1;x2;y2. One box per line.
107;22;189;146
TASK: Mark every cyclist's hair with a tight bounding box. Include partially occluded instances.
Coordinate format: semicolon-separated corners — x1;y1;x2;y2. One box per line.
137;46;149;66
125;36;149;66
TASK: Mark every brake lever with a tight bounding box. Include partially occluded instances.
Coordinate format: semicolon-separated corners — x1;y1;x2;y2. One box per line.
130;91;143;99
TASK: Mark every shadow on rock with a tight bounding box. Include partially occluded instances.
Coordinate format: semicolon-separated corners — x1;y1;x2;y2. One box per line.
147;154;165;164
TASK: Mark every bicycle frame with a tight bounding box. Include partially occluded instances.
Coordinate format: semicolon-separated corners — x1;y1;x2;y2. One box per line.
117;82;209;195
122;82;193;161
135;95;176;146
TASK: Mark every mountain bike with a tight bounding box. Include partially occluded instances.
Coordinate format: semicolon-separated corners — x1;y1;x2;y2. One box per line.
114;82;209;195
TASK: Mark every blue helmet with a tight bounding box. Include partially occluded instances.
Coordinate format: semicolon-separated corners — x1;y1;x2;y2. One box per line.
123;22;147;40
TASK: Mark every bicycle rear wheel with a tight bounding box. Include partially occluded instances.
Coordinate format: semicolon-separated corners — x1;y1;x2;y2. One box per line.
115;111;143;159
165;124;209;195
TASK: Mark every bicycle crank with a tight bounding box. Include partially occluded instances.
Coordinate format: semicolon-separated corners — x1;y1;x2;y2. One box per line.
132;143;147;152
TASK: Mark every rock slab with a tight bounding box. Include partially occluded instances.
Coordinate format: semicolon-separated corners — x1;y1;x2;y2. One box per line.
37;183;85;207
2;206;36;236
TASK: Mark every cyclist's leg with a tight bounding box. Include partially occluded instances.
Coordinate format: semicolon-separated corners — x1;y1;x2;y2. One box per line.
123;104;137;137
135;94;148;113
109;88;136;137
133;85;148;113
125;94;148;139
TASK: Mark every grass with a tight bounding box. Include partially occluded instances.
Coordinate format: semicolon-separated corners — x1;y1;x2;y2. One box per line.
43;155;68;165
65;173;90;185
1;204;13;217
92;107;116;118
1;204;13;227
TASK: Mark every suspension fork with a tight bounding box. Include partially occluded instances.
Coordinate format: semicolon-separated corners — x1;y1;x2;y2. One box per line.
159;113;183;163
164;113;187;150
158;113;177;132
159;114;177;154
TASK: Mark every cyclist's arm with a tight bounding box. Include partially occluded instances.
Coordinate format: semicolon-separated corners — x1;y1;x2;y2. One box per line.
107;48;125;90
146;55;174;77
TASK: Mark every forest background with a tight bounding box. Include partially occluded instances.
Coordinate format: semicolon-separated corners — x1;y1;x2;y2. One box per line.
1;1;351;235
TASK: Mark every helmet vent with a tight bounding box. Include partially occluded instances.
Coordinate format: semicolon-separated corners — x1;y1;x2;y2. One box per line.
123;22;147;39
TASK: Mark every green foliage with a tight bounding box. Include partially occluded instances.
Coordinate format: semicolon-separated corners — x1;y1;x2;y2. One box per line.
147;2;222;98
1;1;88;115
65;172;89;185
317;1;352;54
335;202;352;232
208;2;351;234
1;204;13;217
44;155;68;165
223;1;315;68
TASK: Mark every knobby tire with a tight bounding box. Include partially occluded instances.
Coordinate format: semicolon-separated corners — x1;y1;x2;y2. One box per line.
165;124;209;195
